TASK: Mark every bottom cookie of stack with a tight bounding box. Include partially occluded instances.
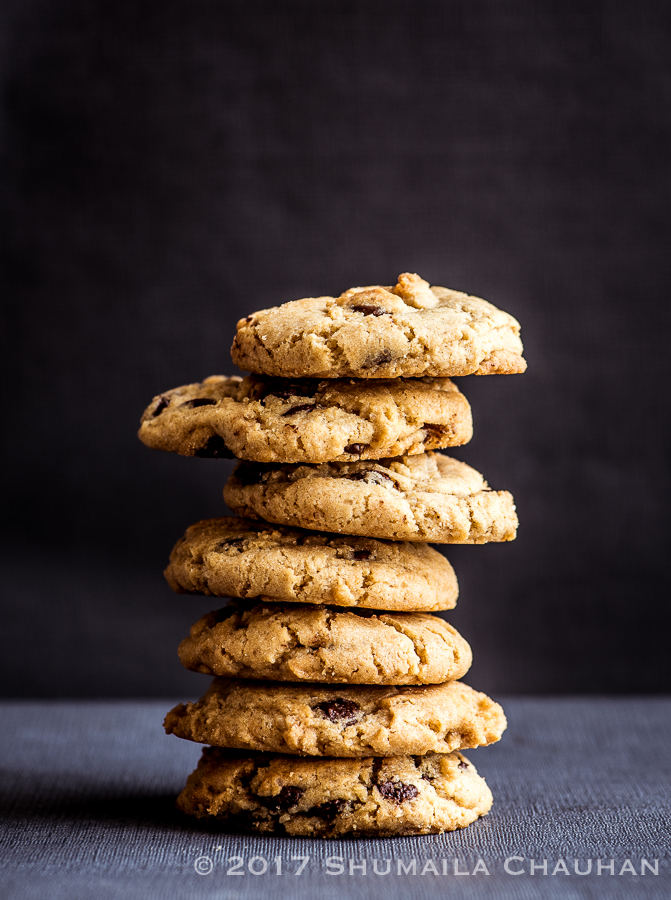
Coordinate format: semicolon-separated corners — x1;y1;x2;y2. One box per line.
177;747;493;837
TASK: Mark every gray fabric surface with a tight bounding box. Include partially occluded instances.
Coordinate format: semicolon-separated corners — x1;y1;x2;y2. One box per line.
1;698;669;899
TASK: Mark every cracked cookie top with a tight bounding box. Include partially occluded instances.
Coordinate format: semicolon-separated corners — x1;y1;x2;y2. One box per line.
138;373;472;463
164;517;459;610
164;677;507;757
231;272;526;379
178;603;472;685
176;748;493;837
224;452;518;543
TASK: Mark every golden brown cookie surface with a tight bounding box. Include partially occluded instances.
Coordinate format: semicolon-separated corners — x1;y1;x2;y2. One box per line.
177;747;493;837
231;272;525;379
164;678;506;757
179;603;472;685
224;453;518;543
165;517;459;610
139;374;472;463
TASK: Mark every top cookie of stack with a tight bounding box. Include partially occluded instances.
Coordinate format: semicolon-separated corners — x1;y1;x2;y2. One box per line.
231;271;525;379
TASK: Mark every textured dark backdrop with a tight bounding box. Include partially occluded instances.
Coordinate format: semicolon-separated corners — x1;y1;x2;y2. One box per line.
1;0;670;697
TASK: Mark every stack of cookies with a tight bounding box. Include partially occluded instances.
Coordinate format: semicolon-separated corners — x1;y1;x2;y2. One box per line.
139;272;525;838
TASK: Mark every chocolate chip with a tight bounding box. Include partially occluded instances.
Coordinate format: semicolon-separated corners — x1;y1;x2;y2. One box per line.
376;781;419;804
277;785;304;810
314;699;361;725
308;799;348;822
259;785;304;811
216;538;246;552
194;435;234;458
152;395;170;417
350;304;389;316
362;348;393;369
371;470;394;484
346;469;395;487
458;760;469;770
351;549;372;561
235;462;268;485
251;377;317;402
272;390;303;400
180;398;217;409
424;424;453;444
268;385;315;400
344;443;368;455
282;403;318;416
244;315;254;323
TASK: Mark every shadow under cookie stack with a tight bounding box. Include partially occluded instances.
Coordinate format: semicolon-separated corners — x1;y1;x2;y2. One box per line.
139;272;525;838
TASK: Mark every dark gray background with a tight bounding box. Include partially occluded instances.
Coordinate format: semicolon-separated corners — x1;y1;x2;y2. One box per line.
1;0;669;697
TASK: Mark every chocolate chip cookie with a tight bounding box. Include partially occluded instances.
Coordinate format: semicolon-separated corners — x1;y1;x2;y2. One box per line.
224;452;518;543
165;517;458;611
139;374;472;463
164;678;506;756
177;747;492;837
231;272;525;379
178;604;472;684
